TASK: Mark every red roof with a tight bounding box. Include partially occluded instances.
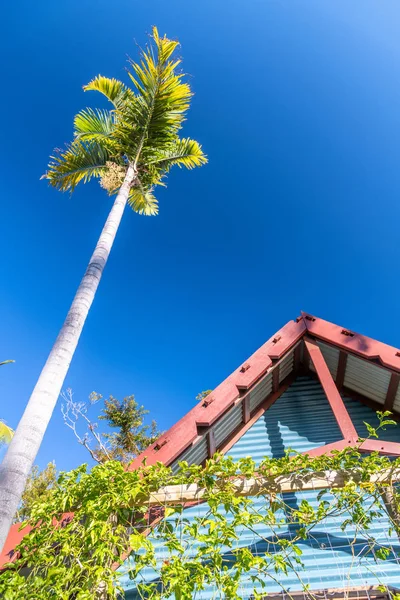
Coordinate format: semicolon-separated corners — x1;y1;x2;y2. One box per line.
0;522;32;569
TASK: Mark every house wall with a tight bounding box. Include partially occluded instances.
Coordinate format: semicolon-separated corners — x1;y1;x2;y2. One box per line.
120;376;400;598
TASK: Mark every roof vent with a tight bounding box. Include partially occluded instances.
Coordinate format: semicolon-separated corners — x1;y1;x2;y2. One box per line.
396;352;400;358
272;335;282;344
341;329;354;337
154;438;169;452
304;315;316;322
239;363;250;373
202;396;214;407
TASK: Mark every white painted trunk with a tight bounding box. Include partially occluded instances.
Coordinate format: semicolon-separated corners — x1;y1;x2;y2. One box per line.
0;165;136;552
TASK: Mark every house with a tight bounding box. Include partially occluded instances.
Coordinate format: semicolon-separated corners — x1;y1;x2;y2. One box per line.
2;312;400;598
121;313;400;598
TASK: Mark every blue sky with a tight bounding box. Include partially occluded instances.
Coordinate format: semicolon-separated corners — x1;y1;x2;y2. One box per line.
1;1;400;471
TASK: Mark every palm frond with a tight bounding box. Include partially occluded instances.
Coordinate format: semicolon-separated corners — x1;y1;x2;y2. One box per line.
152;26;180;64
118;26;192;163
128;179;159;216
0;420;13;445
74;108;115;143
147;138;207;171
43;140;109;192
83;75;133;108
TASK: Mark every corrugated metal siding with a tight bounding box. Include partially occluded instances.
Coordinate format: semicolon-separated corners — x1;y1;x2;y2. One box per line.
344;355;390;405
122;490;400;598
248;372;273;413
226;377;343;466
343;393;400;443
213;402;242;447
121;377;400;597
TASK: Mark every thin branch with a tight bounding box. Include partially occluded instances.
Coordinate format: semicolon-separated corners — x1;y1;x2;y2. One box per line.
61;389;112;463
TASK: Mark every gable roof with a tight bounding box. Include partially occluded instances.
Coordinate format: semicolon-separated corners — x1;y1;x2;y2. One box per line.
129;311;400;470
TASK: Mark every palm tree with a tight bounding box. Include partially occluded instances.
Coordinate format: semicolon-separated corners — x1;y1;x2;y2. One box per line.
0;27;206;550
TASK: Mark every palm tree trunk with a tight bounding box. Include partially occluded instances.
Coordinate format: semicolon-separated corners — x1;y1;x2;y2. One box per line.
0;164;136;552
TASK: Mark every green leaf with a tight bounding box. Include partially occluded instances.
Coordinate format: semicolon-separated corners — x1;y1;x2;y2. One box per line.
128;183;159;216
375;547;390;560
43;140;109;192
0;421;13;444
74;108;115;142
146;138;207;171
129;533;146;551
364;422;378;438
380;420;397;428
83;75;133;108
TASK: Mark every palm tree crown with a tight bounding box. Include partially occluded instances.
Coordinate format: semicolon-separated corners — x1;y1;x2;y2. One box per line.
44;26;207;214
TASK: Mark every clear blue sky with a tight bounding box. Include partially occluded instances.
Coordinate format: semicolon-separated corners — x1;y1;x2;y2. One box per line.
1;1;400;471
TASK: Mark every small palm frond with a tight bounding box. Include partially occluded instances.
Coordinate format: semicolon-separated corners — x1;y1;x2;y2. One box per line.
0;360;14;366
147;138;207;171
128;179;159;216
152;26;180;65
0;420;13;445
83;75;133;108
118;26;192;162
74;108;115;143
43;140;109;192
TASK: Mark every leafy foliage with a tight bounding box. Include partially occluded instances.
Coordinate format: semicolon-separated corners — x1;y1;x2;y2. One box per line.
43;27;207;215
98;394;159;463
1;414;400;599
15;462;57;522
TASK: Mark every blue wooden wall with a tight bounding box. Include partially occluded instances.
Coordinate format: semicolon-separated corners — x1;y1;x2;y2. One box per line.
121;376;400;598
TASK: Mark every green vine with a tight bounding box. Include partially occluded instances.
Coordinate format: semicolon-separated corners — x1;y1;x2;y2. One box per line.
1;412;400;600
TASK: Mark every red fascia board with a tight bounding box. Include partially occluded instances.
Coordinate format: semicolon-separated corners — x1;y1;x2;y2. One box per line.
359;439;400;456
232;319;305;391
129;318;306;470
303;440;351;457
267;320;305;361
302;312;400;372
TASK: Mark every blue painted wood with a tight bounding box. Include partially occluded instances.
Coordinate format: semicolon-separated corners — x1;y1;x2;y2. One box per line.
120;376;400;598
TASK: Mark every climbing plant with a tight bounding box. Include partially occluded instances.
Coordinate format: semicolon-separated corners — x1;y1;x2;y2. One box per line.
1;412;400;600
